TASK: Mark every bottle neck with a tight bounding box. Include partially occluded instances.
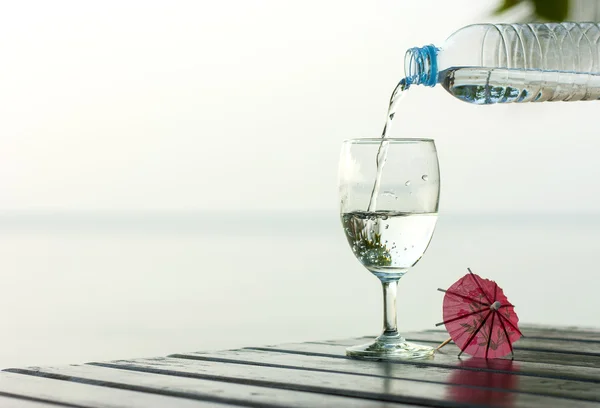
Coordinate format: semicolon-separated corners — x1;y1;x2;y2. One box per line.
404;45;439;87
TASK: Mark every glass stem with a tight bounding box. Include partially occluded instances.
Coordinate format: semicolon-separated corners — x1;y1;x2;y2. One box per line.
381;280;400;338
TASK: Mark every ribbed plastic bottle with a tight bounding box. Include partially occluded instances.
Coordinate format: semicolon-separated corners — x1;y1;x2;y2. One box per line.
405;22;600;104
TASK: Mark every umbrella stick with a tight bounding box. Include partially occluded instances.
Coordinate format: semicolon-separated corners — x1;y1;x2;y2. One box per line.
436;337;453;351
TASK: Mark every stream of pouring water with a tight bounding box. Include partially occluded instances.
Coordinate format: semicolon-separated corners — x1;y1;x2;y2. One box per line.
367;78;409;212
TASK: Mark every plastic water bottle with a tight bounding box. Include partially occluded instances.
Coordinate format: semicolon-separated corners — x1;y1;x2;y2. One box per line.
405;22;600;104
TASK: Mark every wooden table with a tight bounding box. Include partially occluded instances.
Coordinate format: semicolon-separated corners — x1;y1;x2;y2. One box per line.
0;325;598;407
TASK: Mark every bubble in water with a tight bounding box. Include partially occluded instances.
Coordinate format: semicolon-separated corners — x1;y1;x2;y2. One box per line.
381;214;389;220
382;191;397;200
405;180;411;186
422;175;429;181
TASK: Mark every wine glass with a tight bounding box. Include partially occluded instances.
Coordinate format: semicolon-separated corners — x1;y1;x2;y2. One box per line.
338;138;440;360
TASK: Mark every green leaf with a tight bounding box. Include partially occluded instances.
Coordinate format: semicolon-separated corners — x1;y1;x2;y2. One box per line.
532;0;569;21
494;0;570;21
494;0;523;14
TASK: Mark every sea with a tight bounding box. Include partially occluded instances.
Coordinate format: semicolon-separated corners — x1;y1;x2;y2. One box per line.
0;211;597;369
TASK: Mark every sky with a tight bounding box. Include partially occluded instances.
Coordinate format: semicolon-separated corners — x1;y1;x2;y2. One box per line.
1;0;599;214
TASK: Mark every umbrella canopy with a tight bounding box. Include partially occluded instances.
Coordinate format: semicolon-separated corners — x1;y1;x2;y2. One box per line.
437;268;522;358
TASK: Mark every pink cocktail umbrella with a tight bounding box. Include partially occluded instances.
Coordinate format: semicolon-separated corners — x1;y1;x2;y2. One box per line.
437;268;522;358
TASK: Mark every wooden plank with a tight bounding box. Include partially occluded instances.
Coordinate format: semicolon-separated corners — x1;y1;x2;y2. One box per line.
0;372;234;408
399;331;600;355
313;333;600;367
516;325;600;341
251;341;600;383
304;337;600;370
2;325;597;408
171;348;600;402
13;357;593;408
0;395;73;407
427;326;600;343
4;366;418;408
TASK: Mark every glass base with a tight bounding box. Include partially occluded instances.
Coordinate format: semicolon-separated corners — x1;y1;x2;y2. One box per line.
346;335;435;361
